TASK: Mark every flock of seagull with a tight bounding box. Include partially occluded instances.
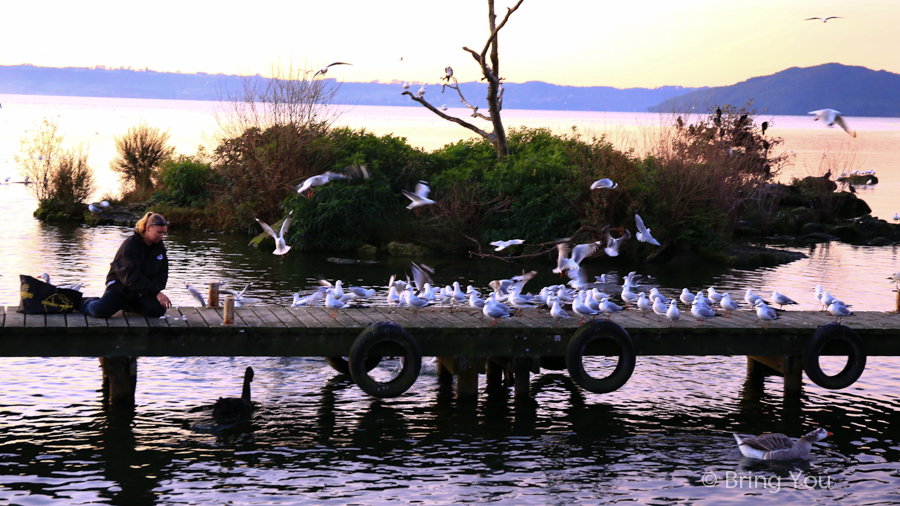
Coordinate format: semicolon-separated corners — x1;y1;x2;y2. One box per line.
277;257;861;329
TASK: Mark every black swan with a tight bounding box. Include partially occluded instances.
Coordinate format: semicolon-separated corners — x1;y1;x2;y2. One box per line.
212;366;255;421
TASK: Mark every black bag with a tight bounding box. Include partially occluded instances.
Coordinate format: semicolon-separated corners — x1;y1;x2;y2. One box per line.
18;275;83;314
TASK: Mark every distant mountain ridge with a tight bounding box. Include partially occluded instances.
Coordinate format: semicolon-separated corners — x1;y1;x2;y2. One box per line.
0;64;696;112
648;63;900;117
1;63;897;117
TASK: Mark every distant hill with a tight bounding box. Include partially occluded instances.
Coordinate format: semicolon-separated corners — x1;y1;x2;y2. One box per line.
0;64;695;113
648;63;900;117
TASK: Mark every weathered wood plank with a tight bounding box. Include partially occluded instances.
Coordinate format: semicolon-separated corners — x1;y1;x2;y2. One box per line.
123;312;150;331
24;313;45;330
3;306;25;331
165;307;189;328
106;312;130;329
234;307;270;330
45;313;67;330
65;311;88;331
251;306;290;333
179;307;208;328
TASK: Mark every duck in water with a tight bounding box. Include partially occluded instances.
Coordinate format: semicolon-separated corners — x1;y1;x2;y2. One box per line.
212;366;255;421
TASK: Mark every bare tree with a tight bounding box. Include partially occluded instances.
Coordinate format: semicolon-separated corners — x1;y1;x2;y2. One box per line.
403;0;524;160
110;122;175;191
214;59;342;141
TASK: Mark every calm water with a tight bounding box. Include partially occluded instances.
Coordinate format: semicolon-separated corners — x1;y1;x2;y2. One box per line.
1;95;900;505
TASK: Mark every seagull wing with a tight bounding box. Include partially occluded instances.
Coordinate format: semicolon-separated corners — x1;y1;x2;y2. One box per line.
571;241;601;264
322;171;350;182
402;189;428;207
635;214;648;235
279;211;293;238
804;17;823;21
326;62;352;68
833;114;852;135
255;219;279;240
414;182;430;199
411;262;434;292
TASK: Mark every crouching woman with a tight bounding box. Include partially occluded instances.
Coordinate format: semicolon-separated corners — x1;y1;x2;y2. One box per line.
81;212;172;318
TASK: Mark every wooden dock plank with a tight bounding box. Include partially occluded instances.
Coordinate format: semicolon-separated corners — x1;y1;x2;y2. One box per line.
105;312;129;329
179;307;208;328
45;313;67;331
3;307;25;328
197;308;229;331
251;306;290;332
165;307;189;328
301;307;349;332
65;311;88;331
24;313;45;331
123;312;150;332
267;306;310;332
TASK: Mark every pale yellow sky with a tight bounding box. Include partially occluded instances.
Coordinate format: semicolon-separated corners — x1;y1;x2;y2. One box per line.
2;0;897;88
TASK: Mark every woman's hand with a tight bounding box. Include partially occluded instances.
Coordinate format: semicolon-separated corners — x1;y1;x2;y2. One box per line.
157;292;172;308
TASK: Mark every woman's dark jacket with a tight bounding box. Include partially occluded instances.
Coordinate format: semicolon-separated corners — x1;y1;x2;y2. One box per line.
105;232;168;296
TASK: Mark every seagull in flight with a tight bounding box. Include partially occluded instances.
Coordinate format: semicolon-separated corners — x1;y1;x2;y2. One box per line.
805;16;842;23
634;214;661;246
590;178;617;190
295;167;366;198
603;225;631;257
553;240;602;275
313;62;352;78
490;239;525;251
402;181;435;209
255;211;292;256
809;109;856;137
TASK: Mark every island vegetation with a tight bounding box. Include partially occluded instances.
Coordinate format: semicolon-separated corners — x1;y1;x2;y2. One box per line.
14;0;888;266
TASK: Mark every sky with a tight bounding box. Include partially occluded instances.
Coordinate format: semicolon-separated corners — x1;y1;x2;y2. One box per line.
2;0;897;89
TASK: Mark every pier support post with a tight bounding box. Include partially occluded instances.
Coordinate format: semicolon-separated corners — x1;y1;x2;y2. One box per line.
456;357;479;402
783;355;802;398
436;357;453;385
99;356;137;406
514;358;531;399
486;358;503;389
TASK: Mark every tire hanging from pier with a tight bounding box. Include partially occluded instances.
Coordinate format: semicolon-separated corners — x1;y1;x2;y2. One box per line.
802;323;866;390
324;355;382;376
349;321;422;398
565;321;636;393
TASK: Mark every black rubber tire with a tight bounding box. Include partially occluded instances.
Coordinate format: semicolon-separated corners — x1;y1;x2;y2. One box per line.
349;322;421;398
565;320;636;393
324;356;382;376
803;323;866;390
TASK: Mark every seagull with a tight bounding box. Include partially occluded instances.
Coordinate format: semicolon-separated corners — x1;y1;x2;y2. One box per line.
293;287;327;307
805;16;842;23
490;239;525;251
313;62;352;78
88;203;103;213
324;291;346;318
295;171;352;198
745;289;764;307
679;288;695;307
637;292;653;317
827;301;853;324
691;299;717;325
889;272;900;286
553;240;602;274
720;293;740;318
809;109;856;137
590;178;617;190
550;299;568;328
599;298;623;321
402;181;435;209
417;86;426;98
402;82;410;90
483;297;511;326
652;296;668;322
255;211;292;256
666;299;680;326
186;283;206;307
569;293;597;324
100;200;110;208
754;300;778;329
707;287;723;306
442;66;453;81
772;290;798;309
603;226;631;257
441;104;448;111
634;214;661;246
734;428;831;460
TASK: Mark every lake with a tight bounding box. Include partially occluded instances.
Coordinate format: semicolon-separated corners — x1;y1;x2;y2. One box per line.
1;94;899;505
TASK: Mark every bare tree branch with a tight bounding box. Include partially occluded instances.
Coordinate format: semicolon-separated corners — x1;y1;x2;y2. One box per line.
441;77;493;121
480;0;524;83
402;91;494;139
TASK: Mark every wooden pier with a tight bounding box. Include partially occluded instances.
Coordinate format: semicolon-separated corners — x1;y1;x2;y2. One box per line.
1;305;897;404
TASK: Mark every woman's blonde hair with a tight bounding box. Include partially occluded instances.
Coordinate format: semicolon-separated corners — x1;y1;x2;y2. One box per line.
135;212;168;234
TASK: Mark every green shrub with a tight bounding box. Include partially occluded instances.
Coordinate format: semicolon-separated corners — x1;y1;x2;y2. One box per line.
153;156;217;207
